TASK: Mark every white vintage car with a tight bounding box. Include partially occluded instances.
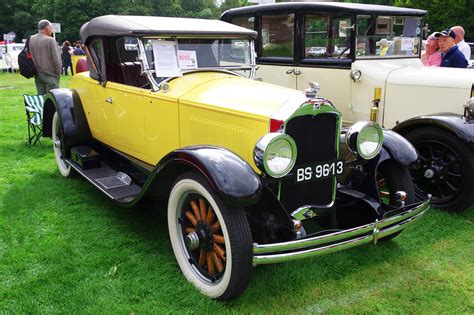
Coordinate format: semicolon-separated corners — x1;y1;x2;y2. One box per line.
222;2;474;212
0;43;24;70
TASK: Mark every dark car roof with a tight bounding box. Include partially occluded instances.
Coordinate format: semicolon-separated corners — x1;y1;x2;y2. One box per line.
221;2;426;20
80;15;257;42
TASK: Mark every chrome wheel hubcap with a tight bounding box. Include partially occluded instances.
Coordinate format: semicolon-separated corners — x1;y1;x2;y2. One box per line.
186;231;200;250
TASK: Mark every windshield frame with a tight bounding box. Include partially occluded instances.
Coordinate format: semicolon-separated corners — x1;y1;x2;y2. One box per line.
137;36;257;91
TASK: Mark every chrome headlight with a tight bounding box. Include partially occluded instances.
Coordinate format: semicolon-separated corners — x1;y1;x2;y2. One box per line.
350;70;362;82
346;121;383;160
254;133;297;178
465;97;474;119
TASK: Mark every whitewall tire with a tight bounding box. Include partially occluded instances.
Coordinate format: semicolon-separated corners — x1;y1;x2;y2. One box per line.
52;112;72;177
167;172;252;300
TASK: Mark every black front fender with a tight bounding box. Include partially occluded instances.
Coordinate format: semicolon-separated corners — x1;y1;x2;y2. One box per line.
42;88;91;152
338;129;417;201
379;130;418;167
147;146;262;207
340;129;418;167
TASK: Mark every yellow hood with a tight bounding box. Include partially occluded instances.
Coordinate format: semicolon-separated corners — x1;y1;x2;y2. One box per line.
173;72;304;119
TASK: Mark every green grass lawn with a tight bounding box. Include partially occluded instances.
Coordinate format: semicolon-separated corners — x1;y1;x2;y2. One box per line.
0;72;473;313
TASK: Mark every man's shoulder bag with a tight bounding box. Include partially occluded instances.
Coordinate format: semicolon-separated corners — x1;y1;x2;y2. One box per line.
18;36;37;79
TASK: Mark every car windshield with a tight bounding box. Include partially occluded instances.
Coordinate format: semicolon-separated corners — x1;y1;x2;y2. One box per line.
140;37;254;80
356;16;422;59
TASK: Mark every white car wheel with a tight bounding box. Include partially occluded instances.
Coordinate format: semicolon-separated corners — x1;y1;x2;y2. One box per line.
52;112;72;177
168;172;252;300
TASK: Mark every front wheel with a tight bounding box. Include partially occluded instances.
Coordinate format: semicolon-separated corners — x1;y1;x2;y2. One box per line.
404;127;474;212
167;172;253;300
52;112;72;177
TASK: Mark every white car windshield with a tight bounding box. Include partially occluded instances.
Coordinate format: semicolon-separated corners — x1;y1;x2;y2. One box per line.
356;16;422;59
141;37;254;80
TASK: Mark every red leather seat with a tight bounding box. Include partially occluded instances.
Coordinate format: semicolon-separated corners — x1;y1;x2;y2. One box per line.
76;58;89;74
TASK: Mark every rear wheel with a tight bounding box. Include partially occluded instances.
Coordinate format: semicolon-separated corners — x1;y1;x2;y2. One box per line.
377;160;415;241
167;172;253;300
52;112;72;177
404;127;474;212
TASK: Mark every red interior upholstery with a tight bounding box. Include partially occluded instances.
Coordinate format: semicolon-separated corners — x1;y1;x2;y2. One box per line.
75;58;89;74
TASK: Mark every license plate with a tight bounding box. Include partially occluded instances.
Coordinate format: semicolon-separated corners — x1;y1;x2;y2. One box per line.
294;160;344;183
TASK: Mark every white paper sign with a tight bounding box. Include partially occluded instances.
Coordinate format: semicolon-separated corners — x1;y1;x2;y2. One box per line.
52;23;61;33
338;20;348;38
152;40;182;78
177;50;198;69
401;38;414;51
3;34;14;41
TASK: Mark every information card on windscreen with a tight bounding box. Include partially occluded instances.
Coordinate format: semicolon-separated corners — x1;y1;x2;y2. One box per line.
177;50;198;69
152;40;182;78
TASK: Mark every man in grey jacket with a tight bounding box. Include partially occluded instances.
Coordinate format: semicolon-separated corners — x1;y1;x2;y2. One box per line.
29;19;61;94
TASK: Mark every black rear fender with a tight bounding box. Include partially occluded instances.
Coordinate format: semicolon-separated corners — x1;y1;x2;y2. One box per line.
393;113;474;149
42;88;91;153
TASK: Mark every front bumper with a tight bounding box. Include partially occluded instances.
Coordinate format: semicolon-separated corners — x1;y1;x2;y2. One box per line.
252;198;430;265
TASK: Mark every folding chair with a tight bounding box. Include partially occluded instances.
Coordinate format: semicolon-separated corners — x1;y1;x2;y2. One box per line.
23;94;44;146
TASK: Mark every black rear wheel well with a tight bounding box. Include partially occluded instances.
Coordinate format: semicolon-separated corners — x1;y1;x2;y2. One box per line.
42;98;56;137
394;123;459;144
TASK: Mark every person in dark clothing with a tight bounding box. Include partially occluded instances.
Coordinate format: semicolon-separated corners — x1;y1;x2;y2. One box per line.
61;41;73;75
73;43;85;55
434;29;468;68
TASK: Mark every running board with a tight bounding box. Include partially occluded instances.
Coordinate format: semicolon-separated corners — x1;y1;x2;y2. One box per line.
66;159;141;203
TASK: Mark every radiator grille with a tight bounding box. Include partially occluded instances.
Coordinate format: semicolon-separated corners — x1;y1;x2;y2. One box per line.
280;112;339;211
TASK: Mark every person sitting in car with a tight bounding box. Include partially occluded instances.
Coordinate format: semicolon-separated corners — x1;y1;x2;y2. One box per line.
421;34;441;67
379;38;389;56
434;29;468;68
450;25;471;62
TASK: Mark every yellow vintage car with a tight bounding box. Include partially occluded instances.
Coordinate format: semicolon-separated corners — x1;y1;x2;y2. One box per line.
42;15;430;300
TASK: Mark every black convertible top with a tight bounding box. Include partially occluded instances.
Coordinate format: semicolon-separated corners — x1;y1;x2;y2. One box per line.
221;2;426;20
80;15;258;42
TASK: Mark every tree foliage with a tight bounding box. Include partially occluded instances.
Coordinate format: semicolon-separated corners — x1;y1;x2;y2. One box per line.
342;0;474;41
219;0;249;12
0;0;249;43
4;1;470;43
393;0;474;41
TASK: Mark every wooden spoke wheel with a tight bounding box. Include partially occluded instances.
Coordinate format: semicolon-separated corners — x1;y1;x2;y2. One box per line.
182;196;227;277
168;172;252;300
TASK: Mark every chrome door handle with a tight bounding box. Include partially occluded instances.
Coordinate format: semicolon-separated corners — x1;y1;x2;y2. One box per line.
286;69;294;74
294;69;301;75
105;97;113;103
